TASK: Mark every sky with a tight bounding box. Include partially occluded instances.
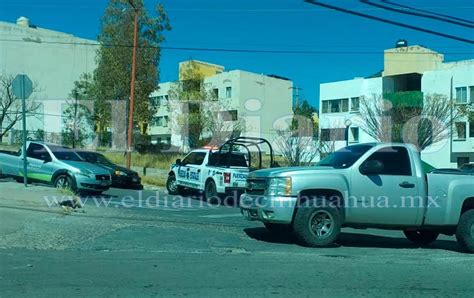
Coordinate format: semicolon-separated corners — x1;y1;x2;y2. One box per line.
1;0;473;108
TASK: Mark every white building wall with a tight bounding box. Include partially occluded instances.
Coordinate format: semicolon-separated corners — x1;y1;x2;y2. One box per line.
0;19;98;138
319;77;382;151
421;61;474;168
148;69;293;152
319;60;474;169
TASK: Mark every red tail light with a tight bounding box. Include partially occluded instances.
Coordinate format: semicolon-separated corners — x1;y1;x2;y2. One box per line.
224;172;231;184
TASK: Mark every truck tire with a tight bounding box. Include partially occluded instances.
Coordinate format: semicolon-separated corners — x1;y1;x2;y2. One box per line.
54;175;74;192
264;223;291;236
166;174;182;195
403;230;439;246
293;203;342;247
204;180;219;204
456;209;474;253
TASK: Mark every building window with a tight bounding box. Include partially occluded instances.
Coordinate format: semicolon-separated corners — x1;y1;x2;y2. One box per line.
470;86;474;103
322;101;329;113
213;88;219;99
455;87;467;104
225;86;232;98
349;127;359;143
320;128;346;141
166;137;171;144
351;97;360;112
341;99;349;112
455;122;467;140
321;99;349;114
220;110;238;121
470;121;474;138
163;116;169;127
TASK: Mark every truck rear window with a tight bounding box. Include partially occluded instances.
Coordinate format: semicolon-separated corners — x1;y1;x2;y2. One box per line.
208;152;248;167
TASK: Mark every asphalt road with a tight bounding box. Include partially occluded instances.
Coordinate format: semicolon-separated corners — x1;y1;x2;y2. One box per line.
1;183;473;297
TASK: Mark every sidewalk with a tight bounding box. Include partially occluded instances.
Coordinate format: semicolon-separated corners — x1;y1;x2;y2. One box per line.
0;179;66;211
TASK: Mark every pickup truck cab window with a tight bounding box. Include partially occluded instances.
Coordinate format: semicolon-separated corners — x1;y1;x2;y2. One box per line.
26;143;51;162
364;146;412;176
208;152;248;167
48;145;82;161
182;152;206;166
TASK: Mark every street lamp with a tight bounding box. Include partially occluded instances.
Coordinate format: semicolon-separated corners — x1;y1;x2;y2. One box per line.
344;119;352;147
126;0;139;169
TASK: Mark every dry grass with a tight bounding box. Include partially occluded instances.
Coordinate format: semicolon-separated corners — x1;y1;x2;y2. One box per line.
141;175;167;187
101;151;182;170
0;143;20;151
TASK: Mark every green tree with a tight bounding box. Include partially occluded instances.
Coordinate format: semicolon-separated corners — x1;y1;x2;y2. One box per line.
62;75;95;148
168;61;217;149
94;0;170;142
292;100;318;137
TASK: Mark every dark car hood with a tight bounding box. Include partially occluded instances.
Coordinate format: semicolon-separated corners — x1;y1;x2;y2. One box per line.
94;163;138;175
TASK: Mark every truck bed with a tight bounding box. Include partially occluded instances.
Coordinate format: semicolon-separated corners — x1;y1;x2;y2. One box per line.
0;150;20;156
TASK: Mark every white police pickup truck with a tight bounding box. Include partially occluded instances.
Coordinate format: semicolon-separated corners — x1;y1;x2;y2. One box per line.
166;137;274;202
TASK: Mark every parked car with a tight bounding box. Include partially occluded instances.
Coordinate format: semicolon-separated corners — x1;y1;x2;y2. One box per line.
75;150;143;190
166;137;274;201
240;143;474;253
0;141;112;194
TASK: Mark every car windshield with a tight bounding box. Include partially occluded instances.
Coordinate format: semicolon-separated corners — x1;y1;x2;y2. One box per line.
48;145;83;161
317;144;374;169
78;152;114;166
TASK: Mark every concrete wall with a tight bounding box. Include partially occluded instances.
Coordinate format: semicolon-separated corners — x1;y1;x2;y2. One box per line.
178;60;224;81
0;19;98;135
383;46;444;77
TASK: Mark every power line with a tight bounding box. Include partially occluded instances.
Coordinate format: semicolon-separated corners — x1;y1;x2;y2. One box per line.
361;0;474;28
304;0;474;44
0;38;473;55
381;0;474;25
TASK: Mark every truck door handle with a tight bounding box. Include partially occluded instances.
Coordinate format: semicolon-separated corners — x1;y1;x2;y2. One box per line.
399;182;415;188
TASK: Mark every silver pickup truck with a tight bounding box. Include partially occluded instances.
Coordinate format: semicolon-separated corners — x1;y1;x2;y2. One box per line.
0;141;112;194
240;143;474;253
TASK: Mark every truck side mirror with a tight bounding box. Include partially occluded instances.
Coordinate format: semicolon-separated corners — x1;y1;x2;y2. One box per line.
360;160;384;175
175;159;182;166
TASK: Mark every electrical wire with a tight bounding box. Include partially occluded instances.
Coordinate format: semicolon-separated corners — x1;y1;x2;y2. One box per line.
0;38;472;55
360;0;474;28
381;0;474;25
304;0;474;44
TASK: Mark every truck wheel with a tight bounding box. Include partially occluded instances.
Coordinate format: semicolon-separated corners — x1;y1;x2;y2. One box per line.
293;203;342;247
264;223;291;236
54;175;74;192
456;210;474;253
204;180;219;204
166;174;181;195
403;230;439;246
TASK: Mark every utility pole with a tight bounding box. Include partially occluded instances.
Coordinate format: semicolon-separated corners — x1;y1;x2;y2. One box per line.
126;0;139;169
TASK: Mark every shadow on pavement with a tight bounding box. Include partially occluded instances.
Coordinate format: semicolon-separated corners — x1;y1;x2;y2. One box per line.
244;227;464;253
